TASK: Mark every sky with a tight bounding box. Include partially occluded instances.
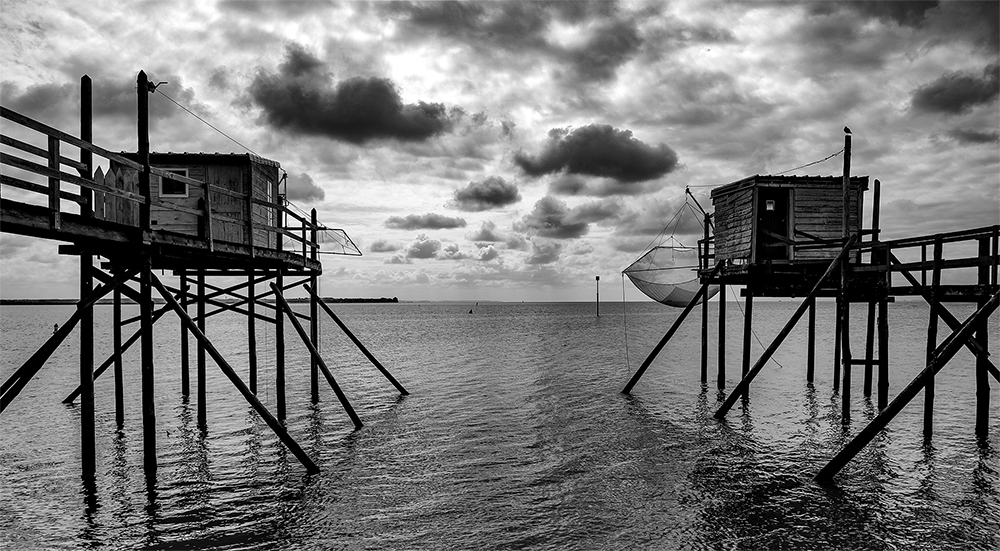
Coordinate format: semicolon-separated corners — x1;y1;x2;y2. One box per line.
1;0;998;302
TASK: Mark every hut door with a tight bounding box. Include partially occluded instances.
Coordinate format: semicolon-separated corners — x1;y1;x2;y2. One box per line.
756;188;790;261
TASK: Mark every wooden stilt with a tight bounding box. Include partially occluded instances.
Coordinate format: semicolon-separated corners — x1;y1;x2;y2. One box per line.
816;290;1000;483
197;271;206;429
840;130;852;417
864;302;876;397
305;283;408;395
833;305;841;392
78;74;95;478
718;283;726;389
310;209;319;404
273;284;363;429
877;298;889;411
623;263;723;394
150;274;319;474
715;238;855;418
977;236;991;440
701;214;710;384
807;296;816;383
248;274;257;395
140;257;156;479
1;270;134;412
114;280;124;430
79;250;95;479
701;285;709;384
276;270;285;422
924;238;942;441
841;297;851;421
742;292;753;379
180;272;190;397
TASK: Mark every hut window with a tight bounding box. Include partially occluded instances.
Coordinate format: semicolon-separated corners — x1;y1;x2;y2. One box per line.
765;199;775;211
159;168;188;197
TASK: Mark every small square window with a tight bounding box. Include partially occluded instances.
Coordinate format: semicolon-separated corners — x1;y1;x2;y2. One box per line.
160;168;188;197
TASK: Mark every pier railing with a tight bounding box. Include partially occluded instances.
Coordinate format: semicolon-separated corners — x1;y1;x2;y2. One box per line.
0;104;353;265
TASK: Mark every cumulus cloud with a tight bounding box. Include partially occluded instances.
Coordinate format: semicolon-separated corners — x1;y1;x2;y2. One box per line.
284;172;325;202
476;245;500;261
385;213;467;230
468;220;503;242
526;239;563;265
369;239;401;253
515;195;589;239
448;176;521;211
247;43;456;143
911;63;999;115
515;124;679;184
438;242;470;260
404;233;441;259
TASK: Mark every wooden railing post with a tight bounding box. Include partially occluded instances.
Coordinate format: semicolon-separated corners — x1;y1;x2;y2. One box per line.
47;136;60;230
137;71;150;233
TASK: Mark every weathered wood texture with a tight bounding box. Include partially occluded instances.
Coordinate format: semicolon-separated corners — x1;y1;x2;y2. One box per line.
91;167;139;226
712;175;868;267
713;186;753;265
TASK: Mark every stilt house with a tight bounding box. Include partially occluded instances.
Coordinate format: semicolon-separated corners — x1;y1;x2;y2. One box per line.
710;174;868;279
112;152;281;248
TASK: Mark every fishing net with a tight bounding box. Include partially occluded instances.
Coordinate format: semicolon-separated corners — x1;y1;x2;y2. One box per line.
623;241;719;307
316;228;361;256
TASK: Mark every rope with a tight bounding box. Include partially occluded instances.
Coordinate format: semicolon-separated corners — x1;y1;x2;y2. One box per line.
622;273;631;372
154;88;262;158
729;285;784;369
774;147;844;176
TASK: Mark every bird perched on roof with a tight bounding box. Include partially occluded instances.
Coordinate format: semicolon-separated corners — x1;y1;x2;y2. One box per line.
844;126;852;134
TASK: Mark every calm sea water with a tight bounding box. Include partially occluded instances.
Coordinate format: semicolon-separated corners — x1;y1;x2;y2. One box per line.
1;299;998;549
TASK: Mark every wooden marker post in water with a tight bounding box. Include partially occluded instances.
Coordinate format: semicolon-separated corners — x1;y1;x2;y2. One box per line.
596;275;600;317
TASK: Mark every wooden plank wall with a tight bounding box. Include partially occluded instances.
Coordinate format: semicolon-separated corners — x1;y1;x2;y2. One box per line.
204;163;246;245
149;164;204;235
251;162;278;249
791;181;862;261
91;166;138;227
714;186;753;264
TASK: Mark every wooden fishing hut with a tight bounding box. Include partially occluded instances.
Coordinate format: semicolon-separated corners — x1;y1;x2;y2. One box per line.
623;131;999;483
0;72;408;486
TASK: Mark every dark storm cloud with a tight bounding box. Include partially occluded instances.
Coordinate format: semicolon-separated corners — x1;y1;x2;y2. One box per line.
945;128;1000;145
515;196;589;239
526;239;562;265
448;176;521;211
284;172;325;202
515;124;678;184
369;239;401;253
247;43;455;143
385;213;467;230
911;64;1000;115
